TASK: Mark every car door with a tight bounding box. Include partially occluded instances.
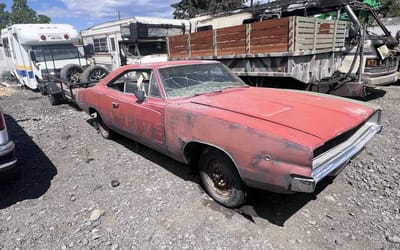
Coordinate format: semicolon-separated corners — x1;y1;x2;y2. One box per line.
134;71;166;150
107;69;167;152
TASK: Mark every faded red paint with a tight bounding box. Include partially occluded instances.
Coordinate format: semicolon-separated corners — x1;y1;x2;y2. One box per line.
76;60;379;192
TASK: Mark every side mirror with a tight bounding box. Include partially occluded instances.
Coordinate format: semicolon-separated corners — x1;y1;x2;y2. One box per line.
134;90;146;103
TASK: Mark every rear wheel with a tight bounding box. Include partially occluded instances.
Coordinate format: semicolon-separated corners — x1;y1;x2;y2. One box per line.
199;147;246;208
96;113;113;139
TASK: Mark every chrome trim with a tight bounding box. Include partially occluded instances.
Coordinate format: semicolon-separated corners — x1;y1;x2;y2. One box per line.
0;141;15;157
291;112;382;193
312;122;382;183
0;158;17;172
363;71;398;86
291;178;315;193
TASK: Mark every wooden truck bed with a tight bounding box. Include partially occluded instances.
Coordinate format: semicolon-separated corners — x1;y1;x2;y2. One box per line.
168;16;348;59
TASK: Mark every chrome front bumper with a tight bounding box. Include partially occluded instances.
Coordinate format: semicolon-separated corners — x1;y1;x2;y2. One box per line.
291;118;382;193
363;71;398;86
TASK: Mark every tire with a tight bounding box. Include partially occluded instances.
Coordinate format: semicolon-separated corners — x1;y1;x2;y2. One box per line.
60;64;83;84
199;147;246;208
80;65;109;83
39;86;48;95
96;113;113;139
38;83;48;95
48;93;64;106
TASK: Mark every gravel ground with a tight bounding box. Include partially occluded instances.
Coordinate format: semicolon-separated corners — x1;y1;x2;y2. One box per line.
0;84;399;249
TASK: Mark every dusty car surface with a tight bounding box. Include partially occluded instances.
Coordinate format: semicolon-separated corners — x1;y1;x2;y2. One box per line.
76;60;382;208
0;107;18;180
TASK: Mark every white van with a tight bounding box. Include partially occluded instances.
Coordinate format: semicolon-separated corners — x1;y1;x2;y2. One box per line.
1;23;88;90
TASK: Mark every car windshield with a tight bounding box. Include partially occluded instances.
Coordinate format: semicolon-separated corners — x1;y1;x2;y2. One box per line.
158;63;247;98
137;42;167;56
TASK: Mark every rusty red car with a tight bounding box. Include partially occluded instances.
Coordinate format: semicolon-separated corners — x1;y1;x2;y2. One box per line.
76;60;382;208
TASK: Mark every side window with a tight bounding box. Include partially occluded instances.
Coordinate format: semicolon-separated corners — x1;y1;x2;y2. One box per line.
107;70;138;93
110;37;116;52
106;70;153;95
148;73;161;98
93;38;108;52
2;38;11;58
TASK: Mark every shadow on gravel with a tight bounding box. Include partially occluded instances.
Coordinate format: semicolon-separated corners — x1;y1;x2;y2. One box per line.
237;178;333;226
112;134;200;184
360;88;386;101
0;114;57;209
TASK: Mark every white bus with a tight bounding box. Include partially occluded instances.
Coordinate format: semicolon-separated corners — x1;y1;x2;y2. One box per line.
1;23;88;90
81;17;189;70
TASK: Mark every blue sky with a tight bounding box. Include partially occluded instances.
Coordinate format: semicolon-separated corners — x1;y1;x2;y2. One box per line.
1;0;190;31
2;1;259;31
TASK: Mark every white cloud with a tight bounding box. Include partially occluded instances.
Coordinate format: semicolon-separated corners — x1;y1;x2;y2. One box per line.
60;0;177;19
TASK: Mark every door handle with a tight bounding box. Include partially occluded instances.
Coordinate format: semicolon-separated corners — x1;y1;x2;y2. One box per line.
112;102;119;108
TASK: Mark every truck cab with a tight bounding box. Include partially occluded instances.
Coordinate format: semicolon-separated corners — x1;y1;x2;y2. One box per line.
81;17;189;70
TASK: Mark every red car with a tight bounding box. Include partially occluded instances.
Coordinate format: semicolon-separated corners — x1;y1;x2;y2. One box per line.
76;60;382;208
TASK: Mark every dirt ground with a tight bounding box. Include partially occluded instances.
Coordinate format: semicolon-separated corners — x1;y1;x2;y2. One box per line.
0;84;399;249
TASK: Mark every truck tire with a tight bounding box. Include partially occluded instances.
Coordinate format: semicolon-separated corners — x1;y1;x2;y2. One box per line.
48;93;64;106
39;85;48;95
37;79;48;95
60;64;83;84
199;147;246;208
80;65;109;83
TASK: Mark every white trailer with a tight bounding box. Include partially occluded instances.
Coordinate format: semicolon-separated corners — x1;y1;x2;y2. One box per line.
0;23;88;90
81;17;189;70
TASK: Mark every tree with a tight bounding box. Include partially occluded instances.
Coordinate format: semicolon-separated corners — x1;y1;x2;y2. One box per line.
380;0;400;17
0;3;10;30
0;0;51;29
37;14;51;24
172;0;245;19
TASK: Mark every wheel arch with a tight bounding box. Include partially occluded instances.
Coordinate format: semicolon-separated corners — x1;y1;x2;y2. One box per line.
182;140;243;177
88;107;97;117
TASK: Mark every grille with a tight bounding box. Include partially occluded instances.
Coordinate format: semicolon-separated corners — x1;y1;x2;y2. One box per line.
313;122;363;158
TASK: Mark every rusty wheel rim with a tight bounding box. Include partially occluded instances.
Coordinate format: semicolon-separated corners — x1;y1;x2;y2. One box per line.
205;159;232;197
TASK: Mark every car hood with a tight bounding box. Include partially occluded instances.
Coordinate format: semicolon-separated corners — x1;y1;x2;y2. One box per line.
189;87;376;142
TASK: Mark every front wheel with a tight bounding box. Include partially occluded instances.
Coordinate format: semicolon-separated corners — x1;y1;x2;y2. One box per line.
199;147;246;208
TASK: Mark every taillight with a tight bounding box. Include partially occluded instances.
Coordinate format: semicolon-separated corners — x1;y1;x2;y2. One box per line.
0;114;4;130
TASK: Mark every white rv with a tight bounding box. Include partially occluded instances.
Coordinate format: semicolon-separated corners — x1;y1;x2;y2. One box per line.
0;23;88;90
81;17;189;70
